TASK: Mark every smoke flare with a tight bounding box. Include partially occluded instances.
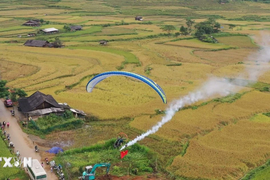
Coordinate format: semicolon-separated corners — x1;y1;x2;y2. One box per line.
120;34;270;151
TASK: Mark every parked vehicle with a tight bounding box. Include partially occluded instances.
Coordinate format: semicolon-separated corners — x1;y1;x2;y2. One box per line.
4;99;13;107
27;159;47;180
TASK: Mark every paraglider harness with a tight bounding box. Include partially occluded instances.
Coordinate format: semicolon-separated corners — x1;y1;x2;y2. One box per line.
114;132;128;149
35;145;39;152
114;137;125;148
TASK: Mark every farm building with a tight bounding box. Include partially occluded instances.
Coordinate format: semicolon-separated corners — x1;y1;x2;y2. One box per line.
58;103;86;118
135;16;143;21
18;91;64;117
24;40;53;47
99;40;108;45
22;20;40;26
70;25;82;31
42;27;59;34
18;91;86;118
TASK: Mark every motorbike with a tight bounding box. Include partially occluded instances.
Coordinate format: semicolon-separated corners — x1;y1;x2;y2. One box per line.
9;142;14;148
45;158;49;165
10;110;15;116
35;146;39;152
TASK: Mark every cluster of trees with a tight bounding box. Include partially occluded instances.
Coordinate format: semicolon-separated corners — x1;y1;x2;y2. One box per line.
0;80;27;101
63;25;71;32
194;18;220;37
160;18;221;43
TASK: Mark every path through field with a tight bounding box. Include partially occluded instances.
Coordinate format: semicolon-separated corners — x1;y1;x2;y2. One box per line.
0;100;58;180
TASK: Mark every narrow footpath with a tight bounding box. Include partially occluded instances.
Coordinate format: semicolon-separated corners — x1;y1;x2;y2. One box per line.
0;100;58;180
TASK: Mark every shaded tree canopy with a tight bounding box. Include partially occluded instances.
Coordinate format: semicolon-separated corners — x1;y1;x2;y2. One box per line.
160;25;176;34
0;80;9;98
194;18;220;37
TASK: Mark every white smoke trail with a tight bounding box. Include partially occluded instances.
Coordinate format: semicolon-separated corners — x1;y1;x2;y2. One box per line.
120;34;270;151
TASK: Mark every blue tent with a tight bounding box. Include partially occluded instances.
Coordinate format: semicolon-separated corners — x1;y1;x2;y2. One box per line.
46;147;64;154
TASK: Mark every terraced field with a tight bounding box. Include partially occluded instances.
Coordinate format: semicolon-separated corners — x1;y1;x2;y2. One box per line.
2;0;270;179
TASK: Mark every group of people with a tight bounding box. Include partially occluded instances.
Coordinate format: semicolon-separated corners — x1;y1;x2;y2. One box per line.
0;121;10;130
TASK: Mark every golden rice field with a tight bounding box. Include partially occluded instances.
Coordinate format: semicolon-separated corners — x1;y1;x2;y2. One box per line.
2;0;270;179
165;38;232;49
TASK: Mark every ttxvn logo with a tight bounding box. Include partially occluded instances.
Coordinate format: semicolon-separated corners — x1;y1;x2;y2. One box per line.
0;157;32;168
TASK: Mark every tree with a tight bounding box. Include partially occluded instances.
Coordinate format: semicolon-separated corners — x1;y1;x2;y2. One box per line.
9;88;27;102
53;37;62;48
16;88;27;97
194;29;205;38
213;22;221;33
40;19;44;24
180;25;188;36
63;25;71;32
175;32;180;37
0;80;9;98
194;18;220;38
160;25;176;34
229;24;236;30
186;18;195;34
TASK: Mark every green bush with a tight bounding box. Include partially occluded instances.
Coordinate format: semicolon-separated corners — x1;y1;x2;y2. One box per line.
27;111;84;135
166;63;182;66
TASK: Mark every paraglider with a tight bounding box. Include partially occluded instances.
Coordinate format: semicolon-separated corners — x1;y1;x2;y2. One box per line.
114;132;128;149
86;71;167;104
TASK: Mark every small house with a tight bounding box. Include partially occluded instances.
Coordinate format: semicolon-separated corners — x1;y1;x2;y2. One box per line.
70;25;82;31
22;20;40;26
135;16;143;21
24;40;53;47
18;91;64;117
99;40;108;45
42;27;59;34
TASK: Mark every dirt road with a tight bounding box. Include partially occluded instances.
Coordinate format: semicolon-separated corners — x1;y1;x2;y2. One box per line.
0;100;58;180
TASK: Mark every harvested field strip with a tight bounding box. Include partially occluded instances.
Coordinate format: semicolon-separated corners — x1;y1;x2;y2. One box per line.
0;58;39;81
168;119;270;179
165;38;232;49
60;32;162;42
69;46;140;65
0;25;32;32
94;26;136;36
0;46;123;89
0;29;35;37
216;36;258;48
130;91;270;141
194;48;257;66
0;9;69;16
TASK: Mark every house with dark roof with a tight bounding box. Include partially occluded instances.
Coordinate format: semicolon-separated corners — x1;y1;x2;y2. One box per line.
18;91;61;113
22;20;40;26
18;91;86;118
70;25;82;31
99;40;108;45
135;16;143;21
24;40;53;47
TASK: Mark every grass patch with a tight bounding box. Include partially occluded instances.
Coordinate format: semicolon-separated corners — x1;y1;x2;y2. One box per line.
241;159;270;180
213;92;245;103
55;139;156;179
25;110;84;136
180;141;189;157
0;133;28;179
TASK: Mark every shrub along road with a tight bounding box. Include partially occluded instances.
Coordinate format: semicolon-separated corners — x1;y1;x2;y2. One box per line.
0;100;58;180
